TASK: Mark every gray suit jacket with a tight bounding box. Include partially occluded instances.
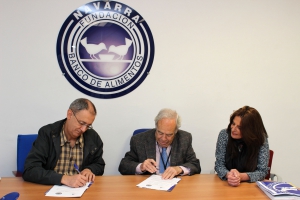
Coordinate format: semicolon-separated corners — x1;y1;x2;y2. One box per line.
118;129;201;175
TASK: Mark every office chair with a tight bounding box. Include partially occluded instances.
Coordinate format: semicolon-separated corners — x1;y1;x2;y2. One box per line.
13;134;38;177
0;192;19;200
133;128;150;135
267;150;282;181
265;149;274;179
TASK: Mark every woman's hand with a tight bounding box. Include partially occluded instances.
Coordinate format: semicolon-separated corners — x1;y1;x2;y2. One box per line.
226;169;241;187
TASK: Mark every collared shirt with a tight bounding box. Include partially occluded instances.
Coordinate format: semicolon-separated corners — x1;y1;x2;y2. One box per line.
53;127;84;175
136;143;190;175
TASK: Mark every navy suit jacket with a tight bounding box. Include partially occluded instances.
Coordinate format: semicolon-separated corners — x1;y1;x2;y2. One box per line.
118;129;201;175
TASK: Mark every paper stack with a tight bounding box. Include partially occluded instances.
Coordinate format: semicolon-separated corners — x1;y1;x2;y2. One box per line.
45;181;92;197
137;175;181;192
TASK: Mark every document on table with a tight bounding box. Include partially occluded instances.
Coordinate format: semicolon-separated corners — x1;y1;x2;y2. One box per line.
45;182;92;197
136;175;181;192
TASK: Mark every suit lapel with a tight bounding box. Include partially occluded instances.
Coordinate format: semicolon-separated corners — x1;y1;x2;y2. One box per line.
170;134;179;166
145;129;156;160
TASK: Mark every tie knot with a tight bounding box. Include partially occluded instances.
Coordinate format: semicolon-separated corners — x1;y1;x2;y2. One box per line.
162;147;167;152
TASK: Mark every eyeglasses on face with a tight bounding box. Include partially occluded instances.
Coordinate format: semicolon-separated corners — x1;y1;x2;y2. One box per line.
71;110;93;129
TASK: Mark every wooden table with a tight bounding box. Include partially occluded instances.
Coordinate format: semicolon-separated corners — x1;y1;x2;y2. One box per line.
0;174;268;199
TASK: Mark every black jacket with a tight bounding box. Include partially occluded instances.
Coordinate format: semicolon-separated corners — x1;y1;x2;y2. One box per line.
23;119;105;185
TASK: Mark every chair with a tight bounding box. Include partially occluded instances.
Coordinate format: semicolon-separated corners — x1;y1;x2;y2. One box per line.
210;149;281;181
0;192;19;200
133;129;150;135
267;150;281;181
13;134;38;177
265;149;274;179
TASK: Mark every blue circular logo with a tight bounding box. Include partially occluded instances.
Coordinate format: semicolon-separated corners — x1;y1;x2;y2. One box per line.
57;1;155;99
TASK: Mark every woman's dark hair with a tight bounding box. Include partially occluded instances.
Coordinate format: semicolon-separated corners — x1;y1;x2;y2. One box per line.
226;106;268;172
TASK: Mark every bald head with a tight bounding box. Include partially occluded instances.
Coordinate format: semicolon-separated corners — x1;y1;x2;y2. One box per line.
69;98;96;115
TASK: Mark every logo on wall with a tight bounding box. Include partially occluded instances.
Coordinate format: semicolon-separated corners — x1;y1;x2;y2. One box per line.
57;1;155;99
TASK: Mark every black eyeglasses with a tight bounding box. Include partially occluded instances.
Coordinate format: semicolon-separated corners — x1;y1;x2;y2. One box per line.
72;110;93;129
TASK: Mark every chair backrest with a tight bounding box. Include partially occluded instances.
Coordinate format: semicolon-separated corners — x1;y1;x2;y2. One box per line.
0;192;19;200
265;149;274;180
17;134;38;175
133;129;150;136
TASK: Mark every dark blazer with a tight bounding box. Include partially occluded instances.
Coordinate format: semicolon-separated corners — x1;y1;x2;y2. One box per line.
118;129;201;175
22;119;105;185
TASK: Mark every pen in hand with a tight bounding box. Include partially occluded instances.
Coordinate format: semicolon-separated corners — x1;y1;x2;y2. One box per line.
74;163;80;174
150;161;158;174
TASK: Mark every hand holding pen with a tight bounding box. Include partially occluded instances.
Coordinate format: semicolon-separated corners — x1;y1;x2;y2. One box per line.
60;165;87;188
74;163;95;182
140;159;158;174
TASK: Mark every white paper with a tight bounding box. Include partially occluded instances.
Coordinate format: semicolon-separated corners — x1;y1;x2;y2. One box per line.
136;175;181;191
45;182;91;197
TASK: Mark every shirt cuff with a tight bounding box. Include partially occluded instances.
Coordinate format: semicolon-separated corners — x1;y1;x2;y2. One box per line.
179;166;190;175
136;163;144;174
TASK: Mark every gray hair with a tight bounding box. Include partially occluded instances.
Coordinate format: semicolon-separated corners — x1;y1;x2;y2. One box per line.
69;98;97;115
154;108;181;132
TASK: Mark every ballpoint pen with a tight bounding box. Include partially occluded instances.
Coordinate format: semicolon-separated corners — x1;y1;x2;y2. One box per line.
74;163;80;174
74;163;94;187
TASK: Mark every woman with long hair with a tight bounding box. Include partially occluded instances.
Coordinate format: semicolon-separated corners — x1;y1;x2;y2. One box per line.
214;106;269;187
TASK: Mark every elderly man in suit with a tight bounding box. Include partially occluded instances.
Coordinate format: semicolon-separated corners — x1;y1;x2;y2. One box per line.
118;108;201;179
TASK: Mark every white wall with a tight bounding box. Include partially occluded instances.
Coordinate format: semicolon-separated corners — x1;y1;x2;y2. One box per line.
1;0;299;186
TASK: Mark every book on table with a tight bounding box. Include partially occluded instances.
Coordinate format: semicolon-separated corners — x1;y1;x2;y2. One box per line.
256;181;300;200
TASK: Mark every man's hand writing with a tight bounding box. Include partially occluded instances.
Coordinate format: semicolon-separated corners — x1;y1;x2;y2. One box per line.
81;168;95;182
61;174;88;188
140;159;157;173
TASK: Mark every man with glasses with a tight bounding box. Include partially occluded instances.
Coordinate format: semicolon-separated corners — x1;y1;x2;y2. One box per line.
118;108;201;179
23;98;105;187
